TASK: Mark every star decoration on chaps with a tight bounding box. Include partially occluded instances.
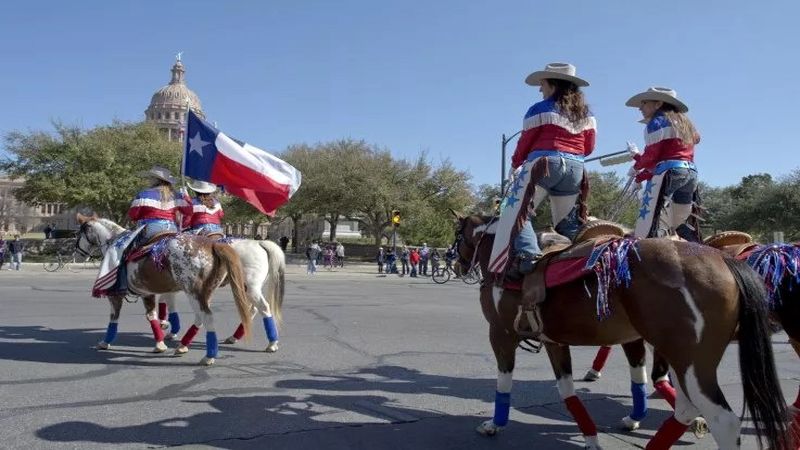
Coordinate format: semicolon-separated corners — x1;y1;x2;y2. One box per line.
506;196;519;208
189;132;210;157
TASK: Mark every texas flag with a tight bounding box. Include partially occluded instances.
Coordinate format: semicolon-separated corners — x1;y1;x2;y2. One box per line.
182;110;301;215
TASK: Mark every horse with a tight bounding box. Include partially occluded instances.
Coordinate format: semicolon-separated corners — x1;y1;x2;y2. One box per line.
75;215;283;363
583;235;800;441
453;213;789;450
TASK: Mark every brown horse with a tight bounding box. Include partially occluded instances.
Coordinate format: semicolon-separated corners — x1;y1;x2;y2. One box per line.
585;237;800;442
453;214;789;449
76;215;252;365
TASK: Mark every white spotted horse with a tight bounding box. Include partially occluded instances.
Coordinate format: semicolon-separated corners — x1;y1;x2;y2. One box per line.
453;213;789;449
76;214;254;365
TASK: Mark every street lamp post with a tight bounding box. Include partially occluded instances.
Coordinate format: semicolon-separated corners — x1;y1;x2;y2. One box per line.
501;130;522;193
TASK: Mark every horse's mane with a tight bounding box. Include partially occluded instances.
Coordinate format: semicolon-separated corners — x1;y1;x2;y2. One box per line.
96;218;126;234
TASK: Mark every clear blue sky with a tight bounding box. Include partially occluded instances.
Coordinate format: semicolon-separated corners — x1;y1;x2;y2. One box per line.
2;1;797;189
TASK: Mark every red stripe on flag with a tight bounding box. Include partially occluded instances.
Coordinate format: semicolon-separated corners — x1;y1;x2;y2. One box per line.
210;152;291;215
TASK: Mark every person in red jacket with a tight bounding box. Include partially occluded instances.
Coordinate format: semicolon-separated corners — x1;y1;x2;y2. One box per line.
409;248;421;278
128;166;192;244
182;179;225;238
489;63;596;279
624;87;700;240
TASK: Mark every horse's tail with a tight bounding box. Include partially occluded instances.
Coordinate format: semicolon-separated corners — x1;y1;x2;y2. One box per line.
259;239;285;326
723;257;789;450
211;242;251;339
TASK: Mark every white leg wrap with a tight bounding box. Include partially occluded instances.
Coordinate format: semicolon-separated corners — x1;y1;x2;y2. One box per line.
630;365;648;385
556;375;575;400
497;371;513;393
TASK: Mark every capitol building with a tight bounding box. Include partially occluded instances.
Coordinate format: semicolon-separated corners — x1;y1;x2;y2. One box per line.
144;57;205;142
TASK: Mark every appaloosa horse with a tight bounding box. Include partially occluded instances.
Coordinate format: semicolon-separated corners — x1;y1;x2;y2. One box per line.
453;214;788;450
75;215;252;365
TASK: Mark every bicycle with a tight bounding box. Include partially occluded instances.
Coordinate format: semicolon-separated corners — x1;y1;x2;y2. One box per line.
460;265;482;285
43;249;100;273
431;264;457;284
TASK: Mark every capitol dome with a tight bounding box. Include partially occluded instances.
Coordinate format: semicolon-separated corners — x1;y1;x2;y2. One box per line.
145;58;205;142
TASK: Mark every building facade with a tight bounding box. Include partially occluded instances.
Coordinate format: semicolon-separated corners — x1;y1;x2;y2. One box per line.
0;175;76;235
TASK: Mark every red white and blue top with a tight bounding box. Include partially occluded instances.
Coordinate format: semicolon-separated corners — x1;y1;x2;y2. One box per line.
182;197;224;229
633;112;699;181
128;188;192;224
511;97;596;169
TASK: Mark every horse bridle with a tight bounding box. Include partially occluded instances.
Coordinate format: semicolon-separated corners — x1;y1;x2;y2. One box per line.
452;217;496;273
75;222;104;257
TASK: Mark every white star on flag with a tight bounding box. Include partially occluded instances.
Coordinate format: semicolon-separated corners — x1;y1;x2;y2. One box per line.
188;132;209;156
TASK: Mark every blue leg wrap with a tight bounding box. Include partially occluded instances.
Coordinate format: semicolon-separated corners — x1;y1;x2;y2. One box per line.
104;322;119;343
493;391;511;426
206;331;219;358
630;381;648;420
168;312;181;334
263;316;279;342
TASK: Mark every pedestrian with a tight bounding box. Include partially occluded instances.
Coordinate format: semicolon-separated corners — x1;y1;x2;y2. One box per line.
376;247;385;273
409;247;420;277
400;245;410;276
625;87;700;241
9;235;24;271
419;243;429;276
279;235;290;252
43;224;53;240
335;242;345;267
0;233;6;270
306;241;321;275
489;62;595;280
445;247;457;274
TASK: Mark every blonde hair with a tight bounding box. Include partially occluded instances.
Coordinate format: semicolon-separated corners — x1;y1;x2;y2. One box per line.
661;106;700;146
151;180;174;203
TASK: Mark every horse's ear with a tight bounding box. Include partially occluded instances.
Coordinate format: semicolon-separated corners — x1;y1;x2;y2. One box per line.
449;208;463;220
76;213;86;224
91;212;99;220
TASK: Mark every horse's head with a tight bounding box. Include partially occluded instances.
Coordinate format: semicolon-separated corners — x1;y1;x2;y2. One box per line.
75;213;123;256
450;209;497;271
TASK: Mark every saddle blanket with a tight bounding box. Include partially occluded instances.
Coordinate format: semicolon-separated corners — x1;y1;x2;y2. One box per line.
92;226;144;298
502;256;590;291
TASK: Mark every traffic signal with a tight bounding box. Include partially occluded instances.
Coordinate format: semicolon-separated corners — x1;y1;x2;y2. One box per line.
391;210;401;225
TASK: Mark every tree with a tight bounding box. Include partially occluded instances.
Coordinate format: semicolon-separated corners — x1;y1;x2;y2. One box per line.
1;121;180;223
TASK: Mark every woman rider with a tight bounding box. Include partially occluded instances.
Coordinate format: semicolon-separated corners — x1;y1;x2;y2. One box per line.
489;62;596;279
182;179;225;238
625;87;700;240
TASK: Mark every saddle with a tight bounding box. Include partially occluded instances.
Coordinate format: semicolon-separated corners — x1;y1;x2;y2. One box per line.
127;231;177;263
514;220;626;338
704;231;757;259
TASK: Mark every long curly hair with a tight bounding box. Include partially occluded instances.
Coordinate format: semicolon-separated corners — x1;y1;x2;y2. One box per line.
548;79;591;125
660;105;700;146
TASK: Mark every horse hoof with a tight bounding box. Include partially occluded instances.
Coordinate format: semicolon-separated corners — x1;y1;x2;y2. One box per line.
95;341;110;350
690;417;708;439
621;415;640;431
200;357;215;366
153;341;168;353
265;342;279;353
160;320;170;331
222;336;238;345
173;345;189;356
583;369;601;382
476;420;501;436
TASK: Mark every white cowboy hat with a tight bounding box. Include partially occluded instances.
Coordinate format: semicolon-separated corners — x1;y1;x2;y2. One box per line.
525;62;589;87
140;166;176;184
186;179;217;194
625;86;689;113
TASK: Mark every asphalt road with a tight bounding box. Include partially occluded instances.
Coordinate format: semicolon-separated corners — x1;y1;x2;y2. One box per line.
0;262;797;449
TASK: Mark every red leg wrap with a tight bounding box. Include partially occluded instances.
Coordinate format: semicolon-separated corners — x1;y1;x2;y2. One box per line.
180;324;200;347
646;416;688;450
654;380;677;409
591;346;612;372
158;302;168;321
564;395;597;437
149;319;165;342
233;324;245;340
